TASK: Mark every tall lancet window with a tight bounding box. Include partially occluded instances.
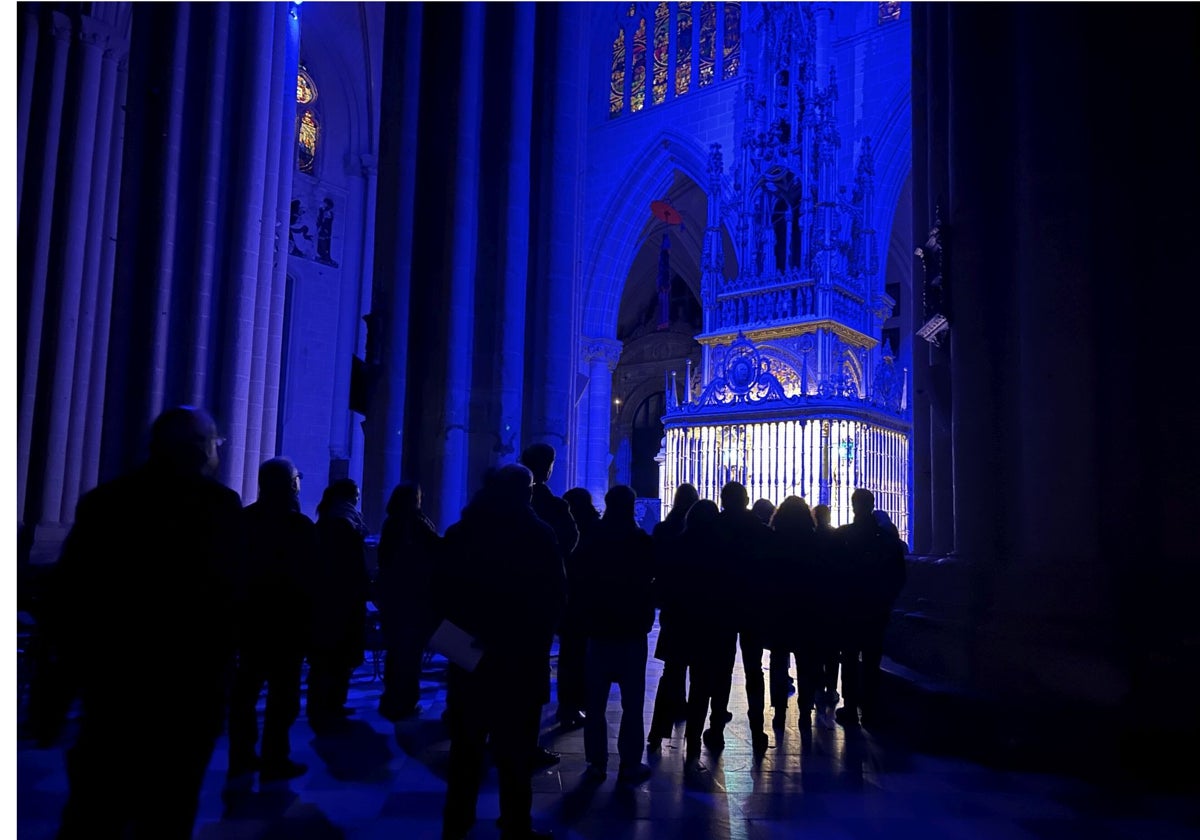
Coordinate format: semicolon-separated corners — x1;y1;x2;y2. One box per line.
722;1;740;79
607;2;739;119
631;16;647;113
675;2;692;96
296;65;320;175
651;2;670;106
610;29;626;117
698;1;716;87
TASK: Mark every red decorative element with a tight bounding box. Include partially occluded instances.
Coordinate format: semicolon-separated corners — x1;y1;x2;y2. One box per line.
650;199;682;226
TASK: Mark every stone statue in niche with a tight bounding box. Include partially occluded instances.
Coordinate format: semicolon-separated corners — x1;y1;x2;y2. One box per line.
289;199;313;257
315;197;339;267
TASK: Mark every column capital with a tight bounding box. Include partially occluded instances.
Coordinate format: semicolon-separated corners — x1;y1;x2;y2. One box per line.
76;14;130;62
581;337;622;370
50;11;74;41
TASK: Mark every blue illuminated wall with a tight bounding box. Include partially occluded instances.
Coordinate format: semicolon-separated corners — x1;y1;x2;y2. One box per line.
16;2;910;552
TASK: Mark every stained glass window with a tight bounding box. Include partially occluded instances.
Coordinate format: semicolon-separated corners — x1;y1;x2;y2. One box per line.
676;2;692;96
631;16;647;113
699;2;716;88
610;29;626;118
722;1;740;80
297;68;316;104
652;3;670;106
296;65;319;174
298;110;318;174
879;2;901;23
606;1;738;118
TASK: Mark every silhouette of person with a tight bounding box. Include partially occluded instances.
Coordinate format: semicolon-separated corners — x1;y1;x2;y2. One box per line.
44;405;244;840
671;498;734;773
226;457;315;782
647;482;700;749
751;497;776;525
557;487;600;728
752;497;796;713
307;478;370;731
766;496;817;728
873;507;901;540
519;443;578;558
315;197;338;267
438;464;566;840
834;488;907;729
715;480;773;755
375;480;443;720
811;502;842;722
518;442;577;768
576;485;657;786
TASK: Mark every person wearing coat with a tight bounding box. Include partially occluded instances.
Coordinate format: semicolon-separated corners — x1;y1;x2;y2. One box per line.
375;481;443;721
307;479;371;731
438;464;566;840
646;482;700;749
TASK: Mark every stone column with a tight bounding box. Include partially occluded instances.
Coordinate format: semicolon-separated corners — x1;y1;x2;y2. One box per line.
582;338;623;503
224;4;289;497
344;152;379;496
96;3;295;500
437;3;485;529
182;4;230;408
81;55;129;505
496;3;536;463
17;10;72;528
255;3;300;465
60;16;130;523
899;3;1200;760
38;15;111;525
533;4;586;495
909;1;954;558
362;2;421;531
16;6;40;212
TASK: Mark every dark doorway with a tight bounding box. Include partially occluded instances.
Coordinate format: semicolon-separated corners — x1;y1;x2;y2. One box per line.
630;392;665;498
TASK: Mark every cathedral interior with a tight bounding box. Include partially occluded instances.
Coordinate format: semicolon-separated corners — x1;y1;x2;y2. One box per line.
13;0;1200;833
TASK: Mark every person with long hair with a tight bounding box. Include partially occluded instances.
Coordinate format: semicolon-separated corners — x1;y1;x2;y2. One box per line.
557;487;602;729
647;483;700;750
307;479;370;731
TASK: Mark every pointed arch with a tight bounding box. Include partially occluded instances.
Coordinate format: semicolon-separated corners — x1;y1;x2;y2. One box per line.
581;128;722;340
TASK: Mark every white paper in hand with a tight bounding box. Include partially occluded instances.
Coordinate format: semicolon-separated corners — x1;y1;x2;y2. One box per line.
428;619;483;672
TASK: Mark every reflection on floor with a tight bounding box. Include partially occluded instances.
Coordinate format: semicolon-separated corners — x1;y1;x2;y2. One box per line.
17;622;1200;840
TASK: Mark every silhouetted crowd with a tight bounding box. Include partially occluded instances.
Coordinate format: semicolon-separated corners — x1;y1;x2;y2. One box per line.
26;405;908;840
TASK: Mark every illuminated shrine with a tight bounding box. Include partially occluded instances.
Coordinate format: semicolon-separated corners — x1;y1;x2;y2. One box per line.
658;5;910;537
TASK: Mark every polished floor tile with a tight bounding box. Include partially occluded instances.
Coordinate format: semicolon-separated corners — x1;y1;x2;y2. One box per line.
16;623;1200;839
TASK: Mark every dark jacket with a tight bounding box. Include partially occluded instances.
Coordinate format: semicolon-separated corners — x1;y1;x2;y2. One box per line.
312;503;370;655
651;506;692;661
766;517;817;650
560;507;599;638
530;482;579;558
236;500;317;655
672;503;735;656
376;507;443;635
44;463;244;715
439;494;567;699
574;516;656;640
716;506;773;638
835;514;908;637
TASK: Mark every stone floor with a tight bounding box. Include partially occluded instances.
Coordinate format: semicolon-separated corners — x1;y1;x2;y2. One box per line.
16;623;1200;839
